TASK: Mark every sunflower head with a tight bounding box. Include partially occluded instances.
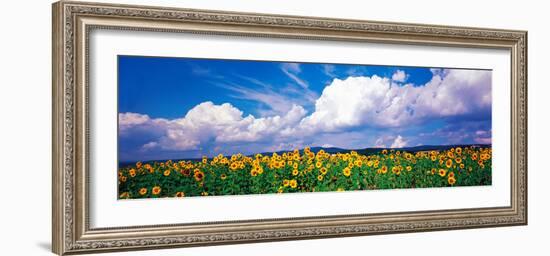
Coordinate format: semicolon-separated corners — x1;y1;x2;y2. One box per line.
250;169;258;177
289;179;298;188
448;176;457;185
139;188;147;196
152;186;161;195
445;159;453;168
194;171;205;182
343;167;351;177
119;192;130;199
315;161;322;168
181;169;191;176
283;179;290;187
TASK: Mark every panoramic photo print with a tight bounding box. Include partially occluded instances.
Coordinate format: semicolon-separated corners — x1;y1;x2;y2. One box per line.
117;56;492;199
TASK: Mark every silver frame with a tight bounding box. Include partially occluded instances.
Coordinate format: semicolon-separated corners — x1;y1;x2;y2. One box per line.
52;1;527;255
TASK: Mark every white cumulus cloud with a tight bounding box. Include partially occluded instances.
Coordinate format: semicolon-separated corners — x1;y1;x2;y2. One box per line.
298;69;491;132
391;70;408;82
390;135;408;148
121;101;307;152
119;112;150;133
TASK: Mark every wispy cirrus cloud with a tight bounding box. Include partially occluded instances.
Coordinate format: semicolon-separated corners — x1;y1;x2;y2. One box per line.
280;63;309;89
210;70;318;116
214;81;300;116
321;64;337;78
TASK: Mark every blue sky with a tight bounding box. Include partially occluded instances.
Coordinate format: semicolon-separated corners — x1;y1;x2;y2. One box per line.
118;55;492;162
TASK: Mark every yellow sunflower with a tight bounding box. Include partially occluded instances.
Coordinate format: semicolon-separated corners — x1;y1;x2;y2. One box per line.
129;168;137;178
315;161;323;168
139;188;147;196
392;166;401;175
448;176;457;185
445;159;453;168
343;167;351;177
250;169;258;177
119;192;129;199
289;179;298;188
152;186;161;195
283;179;290;187
194;170;205;182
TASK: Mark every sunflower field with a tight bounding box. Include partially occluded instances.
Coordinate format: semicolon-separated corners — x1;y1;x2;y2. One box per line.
118;146;492;199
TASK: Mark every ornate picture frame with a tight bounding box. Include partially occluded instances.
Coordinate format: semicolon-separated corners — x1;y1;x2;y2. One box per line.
52;1;527;255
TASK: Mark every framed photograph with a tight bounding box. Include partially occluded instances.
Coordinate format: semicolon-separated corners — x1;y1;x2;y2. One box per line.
52;1;527;255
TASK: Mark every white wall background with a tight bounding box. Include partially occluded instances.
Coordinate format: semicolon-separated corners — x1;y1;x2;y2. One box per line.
0;0;547;255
